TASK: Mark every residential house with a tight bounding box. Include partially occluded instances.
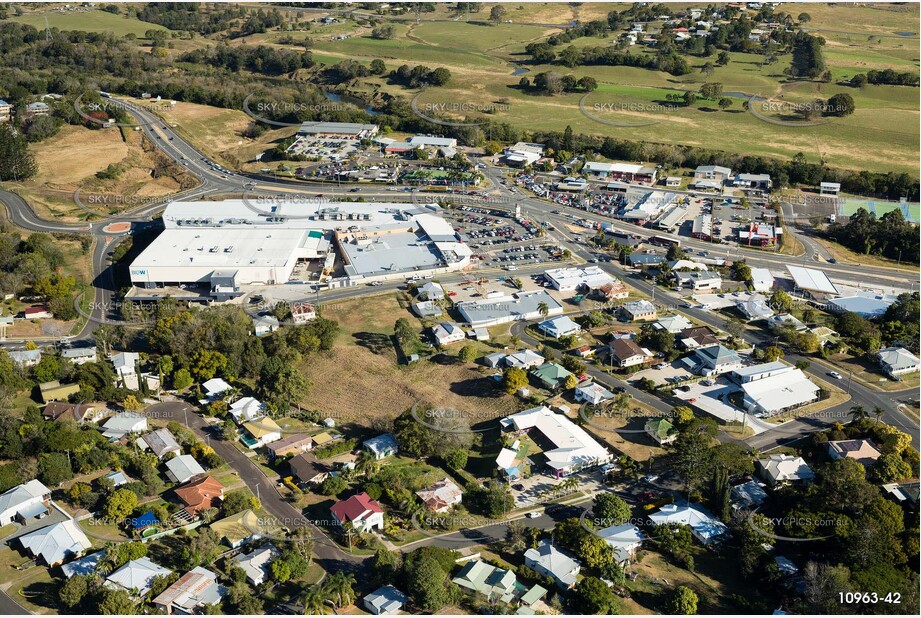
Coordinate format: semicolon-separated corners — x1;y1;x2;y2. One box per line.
677;326;719;350
23;305;52;319
165;455;206;484
596;280;630;301
363;434;399;460
364;585;408;615
153;567;225;614
0;99;10;122
106;557;173;597
648;501;728;546
620;300;657;322
9;349;41;368
736;293;774;321
452;559;523;602
766;313;807;332
758;454;815;486
291;303;317;324
26;101;50;117
504;349;545;370
605;338;651;369
645;418;678;445
500;406;612;477
42;401;105;423
61;550;106;579
61;346;97;365
39;380;80;403
431;322;466;346
234;544;278;586
110;351;140;379
412;300;442;318
416;478;463;513
266;434;314;458
741;369;820;416
105;470;130;487
19;520;92;567
138;428;181;459
252;314;280;336
826;440;882;467
101;412;148;440
201;378;232;402
229;397;266;424
680;344;743;376
652;315;693;334
417;281;445;300
524;540;581;589
175;475;225;516
0;480;51;526
483;352;507;368
877;347;921;379
209;509;261;548
241;417;282;448
730;480;768;510
537;316;581;339
529;362;574;390
598;523;644;564
330;492;384;533
288;453;330;485
574;382;615;405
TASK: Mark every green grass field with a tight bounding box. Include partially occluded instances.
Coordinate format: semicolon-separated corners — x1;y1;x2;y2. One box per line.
305;6;919;175
842;197;921;222
11;8;170;38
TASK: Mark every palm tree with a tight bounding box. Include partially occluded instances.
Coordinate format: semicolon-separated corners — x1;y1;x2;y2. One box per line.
324;572;356;611
302;586;330;615
355;450;380;477
849;405;868;423
872;406;885;426
537;302;549;318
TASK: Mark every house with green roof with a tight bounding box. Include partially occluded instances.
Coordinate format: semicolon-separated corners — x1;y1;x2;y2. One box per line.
452;559;527;604
645;418;678;445
529;362;574;390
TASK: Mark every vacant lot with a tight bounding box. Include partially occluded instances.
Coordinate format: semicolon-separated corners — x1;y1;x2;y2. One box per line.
17;124;187;222
299;293;519;426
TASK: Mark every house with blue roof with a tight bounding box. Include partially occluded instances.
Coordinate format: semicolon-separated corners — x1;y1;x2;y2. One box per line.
363;433;398;460
680;344;743;376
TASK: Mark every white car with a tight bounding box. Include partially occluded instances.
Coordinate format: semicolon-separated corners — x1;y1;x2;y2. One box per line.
829;371;843;380
527;511;542;519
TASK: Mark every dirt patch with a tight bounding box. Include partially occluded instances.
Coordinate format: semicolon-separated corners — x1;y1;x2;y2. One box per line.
31;125;128;185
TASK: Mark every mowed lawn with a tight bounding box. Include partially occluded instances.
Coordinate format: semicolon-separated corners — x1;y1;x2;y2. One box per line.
11;9;170;38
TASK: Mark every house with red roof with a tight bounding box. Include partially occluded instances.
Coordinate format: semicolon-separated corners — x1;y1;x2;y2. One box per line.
175;475;225;517
330;492;384;532
23;306;52;319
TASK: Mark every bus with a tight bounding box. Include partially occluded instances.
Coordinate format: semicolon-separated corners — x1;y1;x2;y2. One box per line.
648;235;681;248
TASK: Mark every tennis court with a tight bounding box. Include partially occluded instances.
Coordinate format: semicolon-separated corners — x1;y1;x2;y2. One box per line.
840;197;920;222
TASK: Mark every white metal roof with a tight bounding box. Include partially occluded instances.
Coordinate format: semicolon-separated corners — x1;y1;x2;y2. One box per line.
20;520;91;565
502;406;610;472
787;265;839;294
